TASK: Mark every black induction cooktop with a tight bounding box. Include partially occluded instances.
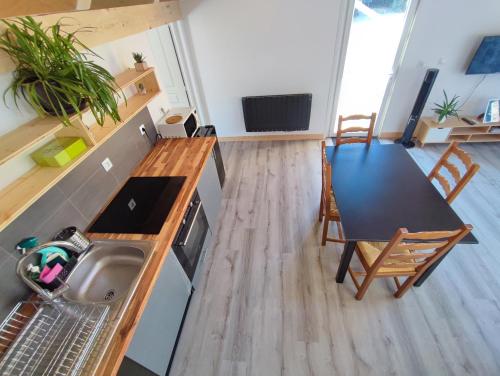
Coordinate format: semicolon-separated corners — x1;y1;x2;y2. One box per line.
88;176;186;234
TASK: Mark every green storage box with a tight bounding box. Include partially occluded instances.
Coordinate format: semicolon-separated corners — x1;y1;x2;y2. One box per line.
31;137;87;167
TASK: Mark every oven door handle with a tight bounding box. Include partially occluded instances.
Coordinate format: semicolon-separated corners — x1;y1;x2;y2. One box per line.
176;202;202;246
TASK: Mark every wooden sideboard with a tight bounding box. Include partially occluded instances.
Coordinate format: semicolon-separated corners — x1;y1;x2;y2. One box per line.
415;116;500;146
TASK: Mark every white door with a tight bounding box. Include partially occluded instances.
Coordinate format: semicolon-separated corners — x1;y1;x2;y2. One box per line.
147;25;190;108
375;0;420;135
329;0;418;136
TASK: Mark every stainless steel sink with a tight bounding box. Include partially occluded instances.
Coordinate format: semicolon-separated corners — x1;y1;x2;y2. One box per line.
63;239;153;304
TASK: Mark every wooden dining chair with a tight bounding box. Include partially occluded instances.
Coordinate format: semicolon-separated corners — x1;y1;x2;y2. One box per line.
348;224;472;300
428;142;480;203
319;141;344;245
335;113;377;146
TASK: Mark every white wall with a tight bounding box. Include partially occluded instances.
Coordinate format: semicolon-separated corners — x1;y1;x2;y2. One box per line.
180;0;343;137
382;0;500;133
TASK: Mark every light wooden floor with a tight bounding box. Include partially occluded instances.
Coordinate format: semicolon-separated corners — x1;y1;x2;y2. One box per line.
171;141;500;376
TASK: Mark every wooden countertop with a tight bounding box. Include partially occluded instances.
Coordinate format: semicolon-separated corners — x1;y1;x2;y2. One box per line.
88;137;216;376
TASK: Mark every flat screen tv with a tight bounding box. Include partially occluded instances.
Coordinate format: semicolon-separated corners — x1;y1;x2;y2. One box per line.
466;36;500;75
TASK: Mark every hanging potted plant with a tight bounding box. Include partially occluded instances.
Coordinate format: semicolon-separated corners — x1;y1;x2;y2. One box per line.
432;91;460;124
0;17;123;127
132;52;147;72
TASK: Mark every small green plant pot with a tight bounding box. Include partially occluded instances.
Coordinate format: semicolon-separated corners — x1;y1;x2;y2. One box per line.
134;62;148;72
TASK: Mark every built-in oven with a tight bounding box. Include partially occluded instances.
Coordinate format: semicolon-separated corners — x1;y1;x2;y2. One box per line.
172;189;209;283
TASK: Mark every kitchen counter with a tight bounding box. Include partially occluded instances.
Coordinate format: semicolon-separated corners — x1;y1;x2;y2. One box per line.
87;136;216;376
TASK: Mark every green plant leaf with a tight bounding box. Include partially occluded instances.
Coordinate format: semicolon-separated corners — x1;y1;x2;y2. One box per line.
0;16;123;127
433;90;460;118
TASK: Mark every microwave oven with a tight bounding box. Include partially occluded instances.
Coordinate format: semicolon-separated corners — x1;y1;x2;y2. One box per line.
158;107;199;138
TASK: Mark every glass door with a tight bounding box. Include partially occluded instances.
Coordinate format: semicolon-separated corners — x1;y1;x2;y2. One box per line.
334;0;413;133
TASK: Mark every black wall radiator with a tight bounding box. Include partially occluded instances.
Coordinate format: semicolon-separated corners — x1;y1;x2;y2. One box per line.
242;93;312;132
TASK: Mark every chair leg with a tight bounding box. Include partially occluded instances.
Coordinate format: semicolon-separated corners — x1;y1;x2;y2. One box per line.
355;273;377;300
322;219;345;244
393;277;401;289
336;221;344;241
319;193;324;223
394;276;417;298
321;216;329;246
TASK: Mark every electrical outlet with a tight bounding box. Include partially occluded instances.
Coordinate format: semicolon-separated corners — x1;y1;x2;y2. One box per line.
139;124;146;136
101;158;113;172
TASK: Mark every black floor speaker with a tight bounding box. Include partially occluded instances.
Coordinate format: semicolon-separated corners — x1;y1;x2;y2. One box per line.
395;68;439;148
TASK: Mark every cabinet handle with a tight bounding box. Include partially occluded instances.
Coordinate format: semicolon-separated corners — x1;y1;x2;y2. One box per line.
177;203;201;246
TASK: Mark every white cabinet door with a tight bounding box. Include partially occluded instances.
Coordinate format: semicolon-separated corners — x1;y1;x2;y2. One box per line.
192;227;213;289
126;250;191;375
424;127;451;143
197;154;222;230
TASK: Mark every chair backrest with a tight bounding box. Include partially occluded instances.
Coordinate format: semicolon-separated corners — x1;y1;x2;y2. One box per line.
368;225;472;275
428;142;480;203
336;113;377;146
321;141;332;207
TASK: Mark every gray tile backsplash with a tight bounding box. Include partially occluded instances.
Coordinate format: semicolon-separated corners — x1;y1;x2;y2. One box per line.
0;108;157;320
0;246;9;268
0;216;32;257
0;257;30;321
105;124;145;183
58;145;104;197
69;166;120;221
35;201;89;243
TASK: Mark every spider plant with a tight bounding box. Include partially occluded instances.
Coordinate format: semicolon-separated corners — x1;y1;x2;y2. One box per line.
0;16;123;127
432;91;460;124
132;52;145;63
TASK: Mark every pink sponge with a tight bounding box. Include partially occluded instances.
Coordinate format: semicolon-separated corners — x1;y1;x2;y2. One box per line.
39;264;63;284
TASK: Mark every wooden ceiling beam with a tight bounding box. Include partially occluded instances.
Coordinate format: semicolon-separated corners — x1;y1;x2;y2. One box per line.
0;2;78;18
0;2;181;74
0;1;177;18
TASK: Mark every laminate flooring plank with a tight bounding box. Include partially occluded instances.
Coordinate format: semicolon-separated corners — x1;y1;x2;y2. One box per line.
171;141;500;376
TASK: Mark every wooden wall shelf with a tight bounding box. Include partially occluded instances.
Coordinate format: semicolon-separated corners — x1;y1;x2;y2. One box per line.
0;67;161;231
0;150;92;227
0;118;63;165
469;134;500;142
415;117;500;146
114;68;155;89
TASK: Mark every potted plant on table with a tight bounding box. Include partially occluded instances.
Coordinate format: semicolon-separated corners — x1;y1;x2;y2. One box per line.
0;17;123;127
432;90;460;124
132;52;147;72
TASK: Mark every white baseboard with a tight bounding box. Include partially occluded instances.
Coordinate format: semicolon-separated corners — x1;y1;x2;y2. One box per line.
219;133;324;142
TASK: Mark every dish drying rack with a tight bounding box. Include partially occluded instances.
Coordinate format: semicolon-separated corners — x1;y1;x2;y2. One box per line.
0;301;109;376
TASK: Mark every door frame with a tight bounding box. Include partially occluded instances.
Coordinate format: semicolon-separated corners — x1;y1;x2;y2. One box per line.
375;0;421;136
325;0;355;137
169;21;211;125
326;0;421;137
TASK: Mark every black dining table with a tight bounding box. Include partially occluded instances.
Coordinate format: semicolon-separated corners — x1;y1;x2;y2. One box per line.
325;143;477;286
